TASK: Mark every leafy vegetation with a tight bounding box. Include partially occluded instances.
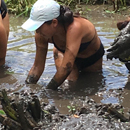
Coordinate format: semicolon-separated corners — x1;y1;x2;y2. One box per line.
5;0;36;16
67;105;76;114
4;0;130;16
0;110;6;115
4;0;97;16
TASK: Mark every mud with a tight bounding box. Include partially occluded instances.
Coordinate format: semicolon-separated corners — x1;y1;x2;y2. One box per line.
1;4;130;130
1;91;130;130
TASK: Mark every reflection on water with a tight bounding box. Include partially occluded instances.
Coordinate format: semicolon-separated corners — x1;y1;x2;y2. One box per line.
0;13;130;114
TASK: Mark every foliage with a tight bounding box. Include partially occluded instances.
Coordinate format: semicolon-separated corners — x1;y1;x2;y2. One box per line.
0;110;6;115
67;105;76;114
5;0;37;16
5;0;130;16
5;0;88;16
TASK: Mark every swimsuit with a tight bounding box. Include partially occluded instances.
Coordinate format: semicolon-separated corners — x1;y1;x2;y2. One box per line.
53;36;104;70
52;23;105;70
0;0;7;19
52;37;94;53
75;42;104;70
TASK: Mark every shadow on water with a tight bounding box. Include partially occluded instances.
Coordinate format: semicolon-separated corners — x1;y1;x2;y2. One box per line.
0;10;130;114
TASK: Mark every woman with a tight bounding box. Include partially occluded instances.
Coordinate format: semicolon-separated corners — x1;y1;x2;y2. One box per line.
0;0;9;67
22;0;105;90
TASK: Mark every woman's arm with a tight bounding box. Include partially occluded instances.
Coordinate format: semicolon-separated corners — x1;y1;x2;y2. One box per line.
47;23;83;90
26;33;48;84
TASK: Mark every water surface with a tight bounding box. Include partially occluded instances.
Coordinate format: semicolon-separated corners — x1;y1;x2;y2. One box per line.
0;12;130;115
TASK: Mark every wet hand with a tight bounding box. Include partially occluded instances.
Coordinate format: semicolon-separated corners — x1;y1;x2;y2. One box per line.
46;78;59;90
25;75;38;84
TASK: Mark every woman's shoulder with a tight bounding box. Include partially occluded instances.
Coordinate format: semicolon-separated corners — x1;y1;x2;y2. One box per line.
68;17;93;32
66;18;85;39
66;16;95;40
73;16;93;26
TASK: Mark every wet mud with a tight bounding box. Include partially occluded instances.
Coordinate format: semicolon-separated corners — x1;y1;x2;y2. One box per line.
1;4;130;129
0;90;130;130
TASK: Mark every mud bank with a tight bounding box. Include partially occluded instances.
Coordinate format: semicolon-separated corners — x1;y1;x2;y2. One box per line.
0;90;130;130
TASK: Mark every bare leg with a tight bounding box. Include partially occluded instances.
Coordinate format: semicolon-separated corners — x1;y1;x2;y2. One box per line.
53;47;79;82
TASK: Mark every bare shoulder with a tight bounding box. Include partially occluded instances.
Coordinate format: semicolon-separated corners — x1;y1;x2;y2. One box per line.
67;17;94;38
67;18;82;37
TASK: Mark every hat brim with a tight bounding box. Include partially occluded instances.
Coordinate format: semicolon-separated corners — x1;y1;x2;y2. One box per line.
21;18;44;31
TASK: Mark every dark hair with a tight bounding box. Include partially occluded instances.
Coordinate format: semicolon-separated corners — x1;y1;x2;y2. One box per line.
45;5;74;25
57;5;74;25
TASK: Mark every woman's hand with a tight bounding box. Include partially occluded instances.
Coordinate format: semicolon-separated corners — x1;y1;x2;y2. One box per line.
25;74;39;84
46;77;59;90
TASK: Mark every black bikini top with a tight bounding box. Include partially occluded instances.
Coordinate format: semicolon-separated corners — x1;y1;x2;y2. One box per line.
52;18;96;53
0;0;7;19
52;30;96;53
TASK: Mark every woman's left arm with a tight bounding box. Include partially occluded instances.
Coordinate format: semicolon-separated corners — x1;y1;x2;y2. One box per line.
47;24;83;90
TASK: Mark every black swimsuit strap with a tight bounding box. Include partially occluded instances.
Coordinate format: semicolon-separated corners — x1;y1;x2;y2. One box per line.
78;29;96;53
52;22;96;53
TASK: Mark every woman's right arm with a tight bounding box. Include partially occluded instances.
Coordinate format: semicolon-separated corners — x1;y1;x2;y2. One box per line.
25;33;48;84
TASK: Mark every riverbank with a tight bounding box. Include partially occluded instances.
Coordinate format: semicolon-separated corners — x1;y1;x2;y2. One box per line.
0;90;130;130
76;4;130;19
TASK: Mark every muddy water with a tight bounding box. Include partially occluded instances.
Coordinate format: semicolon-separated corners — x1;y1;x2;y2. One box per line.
0;12;130;115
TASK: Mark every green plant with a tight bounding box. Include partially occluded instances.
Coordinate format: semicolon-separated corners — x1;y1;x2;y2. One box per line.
0;110;6;115
67;105;76;114
120;0;126;6
5;0;37;16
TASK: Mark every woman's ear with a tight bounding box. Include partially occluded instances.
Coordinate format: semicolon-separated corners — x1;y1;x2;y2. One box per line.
52;19;58;27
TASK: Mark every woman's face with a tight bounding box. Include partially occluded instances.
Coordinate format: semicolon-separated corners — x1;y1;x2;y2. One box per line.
36;19;58;38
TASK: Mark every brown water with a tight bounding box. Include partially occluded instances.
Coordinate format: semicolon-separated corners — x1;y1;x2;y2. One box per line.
0;11;130;115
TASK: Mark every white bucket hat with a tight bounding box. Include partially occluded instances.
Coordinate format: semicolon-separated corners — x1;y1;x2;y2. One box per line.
21;0;60;31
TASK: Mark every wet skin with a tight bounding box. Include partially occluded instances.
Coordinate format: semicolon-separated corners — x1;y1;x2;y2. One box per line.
26;17;103;89
0;0;9;67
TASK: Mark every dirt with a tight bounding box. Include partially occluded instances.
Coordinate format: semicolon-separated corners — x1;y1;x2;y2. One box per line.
1;90;130;130
76;4;130;20
1;4;130;130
